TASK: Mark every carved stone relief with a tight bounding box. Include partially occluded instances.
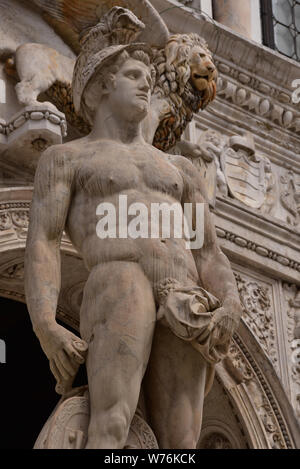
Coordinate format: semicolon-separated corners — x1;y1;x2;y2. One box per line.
220;132;276;211
188;129;278;214
234;273;278;372
34;387;158;449
0;203;29;239
224;337;289;449
0;262;24;280
246;378;286;449
200;432;232;449
280;171;300;229
282;283;300;418
194;129;228;203
223;343;253;385
202;335;291;449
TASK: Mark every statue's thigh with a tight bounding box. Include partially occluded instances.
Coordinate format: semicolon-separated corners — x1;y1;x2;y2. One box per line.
80;261;156;342
80;262;157;413
144;323;207;448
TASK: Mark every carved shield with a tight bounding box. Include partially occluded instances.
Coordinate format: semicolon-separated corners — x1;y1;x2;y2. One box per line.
221;148;266;208
34;386;158;449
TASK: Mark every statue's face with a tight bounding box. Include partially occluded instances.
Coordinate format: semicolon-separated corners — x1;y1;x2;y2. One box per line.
108;58;152;122
189;45;217;92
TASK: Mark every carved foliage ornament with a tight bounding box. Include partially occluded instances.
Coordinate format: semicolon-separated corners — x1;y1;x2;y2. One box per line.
0;205;29;239
283;283;300;418
234;273;278;371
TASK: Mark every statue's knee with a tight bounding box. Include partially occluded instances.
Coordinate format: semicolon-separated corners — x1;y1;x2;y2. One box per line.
159;433;198;450
106;413;129;444
88;405;131;447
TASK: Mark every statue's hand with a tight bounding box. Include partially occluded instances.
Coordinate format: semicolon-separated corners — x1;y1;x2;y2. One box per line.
209;302;241;346
36;323;88;394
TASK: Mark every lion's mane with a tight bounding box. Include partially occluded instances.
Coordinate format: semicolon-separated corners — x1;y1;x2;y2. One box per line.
152;33;217;151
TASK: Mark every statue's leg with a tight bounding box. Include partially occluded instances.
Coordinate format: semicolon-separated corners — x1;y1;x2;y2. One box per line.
144;323;207;449
80;261;156;449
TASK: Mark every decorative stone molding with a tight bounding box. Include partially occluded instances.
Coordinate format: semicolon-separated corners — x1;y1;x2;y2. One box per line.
0;106;66;140
0;105;66;169
215;60;292;104
216;74;300;137
216;226;300;273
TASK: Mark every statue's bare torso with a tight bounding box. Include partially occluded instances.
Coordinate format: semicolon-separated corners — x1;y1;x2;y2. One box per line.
65;138;199;285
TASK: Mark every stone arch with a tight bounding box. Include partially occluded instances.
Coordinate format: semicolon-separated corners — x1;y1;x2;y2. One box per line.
212;322;300;449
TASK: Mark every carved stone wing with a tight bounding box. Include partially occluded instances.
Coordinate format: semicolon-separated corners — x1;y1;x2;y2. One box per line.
27;0;169;52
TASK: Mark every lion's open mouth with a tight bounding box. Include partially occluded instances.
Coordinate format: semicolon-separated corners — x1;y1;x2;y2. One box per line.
193;74;209;81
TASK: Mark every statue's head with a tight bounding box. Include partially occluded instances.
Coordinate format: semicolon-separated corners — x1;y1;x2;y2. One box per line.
72;6;155;126
73;46;155;126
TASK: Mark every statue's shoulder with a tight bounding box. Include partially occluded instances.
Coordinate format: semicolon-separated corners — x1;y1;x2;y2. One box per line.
35;142;82;183
167;153;196;178
167;153;209;201
40;141;81;164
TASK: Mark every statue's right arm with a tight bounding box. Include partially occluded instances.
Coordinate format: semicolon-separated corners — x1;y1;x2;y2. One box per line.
25;146;72;332
24;145;87;394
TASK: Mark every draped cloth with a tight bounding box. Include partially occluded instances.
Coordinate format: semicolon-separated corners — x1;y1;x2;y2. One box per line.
155;279;231;395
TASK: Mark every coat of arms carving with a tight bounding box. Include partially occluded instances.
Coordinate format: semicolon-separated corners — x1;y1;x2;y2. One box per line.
221;132;271;209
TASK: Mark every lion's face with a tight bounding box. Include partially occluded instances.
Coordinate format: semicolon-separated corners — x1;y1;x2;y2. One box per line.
188;45;217;92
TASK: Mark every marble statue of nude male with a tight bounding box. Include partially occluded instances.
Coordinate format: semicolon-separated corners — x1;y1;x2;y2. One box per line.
25;17;242;449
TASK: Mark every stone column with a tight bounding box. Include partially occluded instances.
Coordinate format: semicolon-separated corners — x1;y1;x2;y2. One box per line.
212;0;252;38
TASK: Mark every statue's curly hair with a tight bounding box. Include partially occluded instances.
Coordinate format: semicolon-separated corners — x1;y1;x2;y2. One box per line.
152;33;217;151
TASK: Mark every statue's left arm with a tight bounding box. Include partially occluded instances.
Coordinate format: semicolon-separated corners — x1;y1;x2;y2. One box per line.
174;155;242;344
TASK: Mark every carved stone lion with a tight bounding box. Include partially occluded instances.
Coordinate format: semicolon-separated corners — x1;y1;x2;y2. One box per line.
153;33;217;151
